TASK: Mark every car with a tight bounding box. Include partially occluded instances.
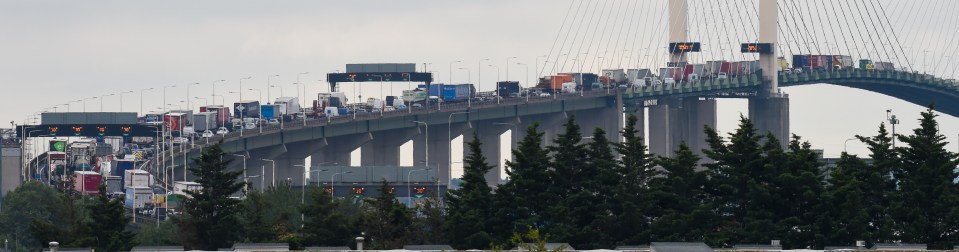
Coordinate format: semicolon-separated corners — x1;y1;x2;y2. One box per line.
244;122;256;130
716;73;728;80
412;103;423;108
539;93;551;97
172;137;189;144
617;84;628;88
201;130;214;138
268;119;280;125
216;127;229;135
664;78;676;84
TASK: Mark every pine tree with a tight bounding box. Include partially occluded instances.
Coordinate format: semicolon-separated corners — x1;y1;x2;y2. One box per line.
891;106;959;249
820;153;872;247
445;131;495;249
87;185;137;251
362;180;412;249
544;116;589;244
648;141;713;242
491;122;552;245
776;135;824;249
702;116;765;246
854;123;898;243
301;186;355;247
583;128;620;249
612;114;657;245
176;142;246;250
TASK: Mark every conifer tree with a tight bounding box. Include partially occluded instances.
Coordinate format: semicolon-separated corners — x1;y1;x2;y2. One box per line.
854;123;898;243
612;115;657;245
446;132;495;249
820;153;872;247
491;122;551;245
301;187;355;247
362;180;412;249
176;142;246;250
584;128;620;249
648;141;713;242
87;185;137;251
544;116;589;244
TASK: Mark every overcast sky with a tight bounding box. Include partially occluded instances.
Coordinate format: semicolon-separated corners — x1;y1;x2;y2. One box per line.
1;0;957;160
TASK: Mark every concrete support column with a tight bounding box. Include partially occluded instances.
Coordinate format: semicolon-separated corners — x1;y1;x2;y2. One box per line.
577;94;624;142
647;101;673;157
679;98;717;157
749;96;790;148
625;103;646;141
462;122;510;187
360;128;419;166
413;122;471;189
668;0;689;63
311;133;372;169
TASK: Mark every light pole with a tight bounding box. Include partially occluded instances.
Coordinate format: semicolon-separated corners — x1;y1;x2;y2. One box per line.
239;77;252;102
487;65;500;103
230;154;248;192
506;56;517;81
186;82;200;112
411;120;429;180
448;112;469;188
458;67;472;107
449;60;461;84
517;62;530;101
117;91;133;112
267;74;279;103
844;138;857;153
260;159;276;188
82;97;97;113
193;97;208;107
296;72;310;111
407;168;431;207
211;79;226;105
138;88;153;116
248;89;263;103
478;59;489;92
886;109;899;148
100;94;114;112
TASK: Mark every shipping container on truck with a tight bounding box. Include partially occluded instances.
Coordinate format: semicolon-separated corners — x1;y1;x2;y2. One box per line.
124;186;153;209
626;69;652;85
170;110;193;124
174;181;202;198
602;69;627;84
114;160;137;186
200;106;232;127
442;84;475;102
496;81;521;97
106;175;122;194
859;59;873;70
417;84;446;97
832;55;853;68
874;61;895;71
550;75;574;90
273;97;301;115
192;112;216;132
402;90;427;103
659;67;683;81
124;169;151;188
705;61;726;76
233;101;261;119
316;92;349;117
74;171;102;196
163;113;186;133
260;104;280;120
682;64;706;81
778;57;789;70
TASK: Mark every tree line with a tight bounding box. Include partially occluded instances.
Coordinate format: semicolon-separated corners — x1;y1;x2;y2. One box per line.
0;105;956;251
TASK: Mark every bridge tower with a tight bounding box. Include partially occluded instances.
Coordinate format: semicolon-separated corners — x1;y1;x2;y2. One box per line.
749;0;790;146
648;0;718;158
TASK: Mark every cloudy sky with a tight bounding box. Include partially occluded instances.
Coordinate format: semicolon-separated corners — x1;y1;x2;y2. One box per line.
1;0;957;160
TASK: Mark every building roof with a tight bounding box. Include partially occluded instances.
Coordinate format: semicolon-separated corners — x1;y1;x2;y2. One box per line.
733;244;782;250
512;243;576;251
823;246;860;251
304;246;352;251
650;242;714;252
41;248;92;252
872;243;926;251
130;246;185;252
403;245;455;251
231;243;290;251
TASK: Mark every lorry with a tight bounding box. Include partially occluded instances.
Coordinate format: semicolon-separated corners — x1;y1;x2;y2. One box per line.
192;112;216;132
124;169;152;188
315;92;348;117
125;186;153;209
792;55;854;70
174;181;202;198
550;74;574;91
681;64;706;81
561;82;577;94
402;89;428;104
602;69;627;84
260;104;280;120
626;69;653;86
106;175;122;195
273;97;301;116
163;113;187;133
659;67;683;82
74;171;102;196
200;106;232;127
442;84;475;102
114;160;137;184
496;81;521;97
233;101;261;119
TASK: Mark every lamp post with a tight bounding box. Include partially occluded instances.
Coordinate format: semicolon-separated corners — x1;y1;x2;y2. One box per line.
193;97;208;107
117;91;134;112
211;79;226;105
260;159;276;188
266;74;279;103
407;168;432;207
478;59;489;92
296;72;310;111
886;109;899;148
330;171;351;203
239;77;252;102
458;67;471;107
448;112;469;187
82;97;97;113
411;120;428;180
230;154;248;191
517;62;530;101
506;56;517;81
140;88;155;116
186;82;200;112
487;65;500;103
248;89;263;104
100;94;114;112
844;138;856;153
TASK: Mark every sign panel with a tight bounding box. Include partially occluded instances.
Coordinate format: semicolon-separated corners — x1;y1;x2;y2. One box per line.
18;124;161;138
668;42;702;53
741;43;774;53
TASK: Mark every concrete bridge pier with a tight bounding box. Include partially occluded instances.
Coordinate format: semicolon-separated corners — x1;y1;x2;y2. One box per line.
647;100;674;157
462;121;512;187
360;128;420;166
647;97;716;157
243;144;290;190
623;102;646;141
270;140;327;188
413;122;471;189
749;96;790;148
514;112;566;148
678;98;717;158
574;94;624;142
311;133;373;169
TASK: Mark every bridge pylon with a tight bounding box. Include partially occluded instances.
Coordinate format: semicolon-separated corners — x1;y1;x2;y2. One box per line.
750;0;790;147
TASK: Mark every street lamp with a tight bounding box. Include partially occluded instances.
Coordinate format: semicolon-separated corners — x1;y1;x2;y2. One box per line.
411;120;429;179
260;159;276;188
296;72;310;111
886;109;899;148
843;138;857;153
82;97;97;113
448;112;469;188
248;89;263;104
517;62;530;100
267;74;280;103
230;154;248;190
487;65;501;103
506;56;517;81
100;94;115;112
211;79;226;105
458;67;471;107
407;168;432;207
193;97;208;107
118;91;134;112
239;77;253;102
478;59;489;92
329;171;351;203
186;82;200;112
